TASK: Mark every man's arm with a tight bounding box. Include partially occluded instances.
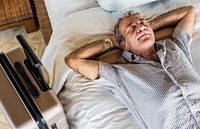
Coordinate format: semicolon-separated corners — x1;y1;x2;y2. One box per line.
65;36;117;80
149;6;196;38
154;27;174;41
177;7;196;37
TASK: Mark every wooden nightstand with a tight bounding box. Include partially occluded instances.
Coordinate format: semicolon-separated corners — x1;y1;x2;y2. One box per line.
0;0;38;33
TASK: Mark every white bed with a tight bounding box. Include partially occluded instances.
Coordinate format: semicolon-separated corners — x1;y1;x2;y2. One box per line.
42;0;200;128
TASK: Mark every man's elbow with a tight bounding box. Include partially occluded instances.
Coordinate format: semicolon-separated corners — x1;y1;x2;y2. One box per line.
186;5;194;10
65;56;76;69
190;6;195;12
186;6;196;15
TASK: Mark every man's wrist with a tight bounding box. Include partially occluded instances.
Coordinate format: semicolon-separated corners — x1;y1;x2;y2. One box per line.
102;37;114;51
149;19;159;31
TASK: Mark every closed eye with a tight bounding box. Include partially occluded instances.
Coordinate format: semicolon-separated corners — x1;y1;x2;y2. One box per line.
126;22;136;33
129;25;135;32
126;25;136;33
140;20;148;26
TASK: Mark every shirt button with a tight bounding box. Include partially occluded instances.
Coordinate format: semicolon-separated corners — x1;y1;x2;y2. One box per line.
193;99;200;104
189;98;200;106
196;111;200;117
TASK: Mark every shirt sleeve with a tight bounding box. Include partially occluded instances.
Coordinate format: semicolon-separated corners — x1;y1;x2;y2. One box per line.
171;27;192;56
98;61;118;85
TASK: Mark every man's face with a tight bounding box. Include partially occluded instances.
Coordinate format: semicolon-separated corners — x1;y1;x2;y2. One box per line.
118;13;155;55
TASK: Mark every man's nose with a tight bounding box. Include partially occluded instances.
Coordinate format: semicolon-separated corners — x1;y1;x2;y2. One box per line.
137;25;146;32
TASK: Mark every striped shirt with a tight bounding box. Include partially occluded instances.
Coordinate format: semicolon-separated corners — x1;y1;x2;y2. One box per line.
98;27;200;129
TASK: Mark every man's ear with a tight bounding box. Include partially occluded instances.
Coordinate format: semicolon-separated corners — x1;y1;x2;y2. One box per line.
121;41;129;51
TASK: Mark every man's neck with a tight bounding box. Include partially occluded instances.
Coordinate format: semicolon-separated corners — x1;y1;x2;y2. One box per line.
146;53;160;63
141;46;160;63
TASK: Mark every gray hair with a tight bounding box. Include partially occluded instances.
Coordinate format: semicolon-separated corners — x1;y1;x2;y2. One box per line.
114;11;140;44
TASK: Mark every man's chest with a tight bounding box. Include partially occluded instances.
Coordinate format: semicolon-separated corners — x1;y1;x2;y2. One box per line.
114;63;175;97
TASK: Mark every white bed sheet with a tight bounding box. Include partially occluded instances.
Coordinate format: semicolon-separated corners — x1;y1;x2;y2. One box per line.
42;0;200;129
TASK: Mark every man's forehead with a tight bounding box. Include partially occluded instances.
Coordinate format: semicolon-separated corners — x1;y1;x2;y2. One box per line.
120;13;142;24
118;13;142;32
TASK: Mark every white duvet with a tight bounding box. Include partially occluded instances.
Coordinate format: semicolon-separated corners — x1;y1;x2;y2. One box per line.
42;0;200;128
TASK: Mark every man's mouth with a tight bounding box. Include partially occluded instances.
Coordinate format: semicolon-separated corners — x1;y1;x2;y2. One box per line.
137;33;150;40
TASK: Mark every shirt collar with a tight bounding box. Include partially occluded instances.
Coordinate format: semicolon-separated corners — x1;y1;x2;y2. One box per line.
122;42;162;64
122;51;145;63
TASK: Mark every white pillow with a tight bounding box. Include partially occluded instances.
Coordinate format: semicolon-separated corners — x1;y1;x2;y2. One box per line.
97;0;158;11
44;0;98;29
42;7;118;94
